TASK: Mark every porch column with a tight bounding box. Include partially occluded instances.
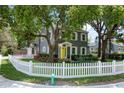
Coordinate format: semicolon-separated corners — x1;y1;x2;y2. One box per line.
59;46;61;59
66;45;67;59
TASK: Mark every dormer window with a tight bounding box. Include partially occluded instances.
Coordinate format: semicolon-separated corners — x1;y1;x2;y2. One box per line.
71;32;77;40
81;33;86;41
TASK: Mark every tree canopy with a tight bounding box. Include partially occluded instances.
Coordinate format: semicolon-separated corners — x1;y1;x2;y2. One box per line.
68;5;124;61
0;5;124;61
11;5;76;61
0;5;10;31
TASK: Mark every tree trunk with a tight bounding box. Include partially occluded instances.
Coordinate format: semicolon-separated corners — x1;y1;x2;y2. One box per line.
47;43;58;62
97;34;102;58
101;39;108;61
108;38;111;54
47;47;55;62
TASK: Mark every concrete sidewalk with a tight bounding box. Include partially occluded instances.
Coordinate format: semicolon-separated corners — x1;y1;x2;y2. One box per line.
0;75;124;88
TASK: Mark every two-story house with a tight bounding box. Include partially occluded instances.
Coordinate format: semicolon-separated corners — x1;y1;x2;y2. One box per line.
110;42;124;54
33;29;89;59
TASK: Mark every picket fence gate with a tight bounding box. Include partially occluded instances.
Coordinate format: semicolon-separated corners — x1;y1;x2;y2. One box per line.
4;55;124;78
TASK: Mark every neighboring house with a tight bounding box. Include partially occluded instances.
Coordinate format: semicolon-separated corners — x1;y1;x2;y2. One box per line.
88;37;124;54
88;37;98;54
33;28;89;59
111;42;124;53
88;43;97;54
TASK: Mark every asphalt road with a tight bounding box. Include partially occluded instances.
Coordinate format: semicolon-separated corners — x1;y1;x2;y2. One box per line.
0;75;124;88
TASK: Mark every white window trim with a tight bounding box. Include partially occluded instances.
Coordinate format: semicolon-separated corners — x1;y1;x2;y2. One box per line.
80;47;86;55
81;33;86;41
71;32;78;41
71;46;77;55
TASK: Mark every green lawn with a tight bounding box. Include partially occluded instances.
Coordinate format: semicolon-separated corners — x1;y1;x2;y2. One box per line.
1;59;124;85
0;60;49;84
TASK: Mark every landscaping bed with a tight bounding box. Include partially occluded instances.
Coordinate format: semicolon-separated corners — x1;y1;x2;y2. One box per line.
22;54;101;63
1;59;124;86
32;54;101;63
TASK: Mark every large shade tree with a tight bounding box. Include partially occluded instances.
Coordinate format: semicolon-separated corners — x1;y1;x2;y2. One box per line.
12;5;75;62
11;6;38;48
68;5;124;61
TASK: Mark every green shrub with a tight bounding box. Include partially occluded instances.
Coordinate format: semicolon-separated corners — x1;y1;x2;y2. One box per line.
71;55;98;62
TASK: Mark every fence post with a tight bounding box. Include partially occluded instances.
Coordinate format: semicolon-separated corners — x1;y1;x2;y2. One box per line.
98;61;101;75
112;60;116;74
29;61;33;75
0;55;2;69
62;61;65;78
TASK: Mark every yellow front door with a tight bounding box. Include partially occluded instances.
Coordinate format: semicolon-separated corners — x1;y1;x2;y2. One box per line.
60;46;66;59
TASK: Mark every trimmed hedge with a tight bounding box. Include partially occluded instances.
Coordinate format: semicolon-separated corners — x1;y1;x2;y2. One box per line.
106;54;124;60
33;54;98;63
71;55;98;62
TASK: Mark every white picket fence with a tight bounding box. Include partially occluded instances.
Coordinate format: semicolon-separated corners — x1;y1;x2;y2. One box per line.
7;55;124;78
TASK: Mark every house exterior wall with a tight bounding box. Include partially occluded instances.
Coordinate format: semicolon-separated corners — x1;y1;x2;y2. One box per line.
69;31;88;55
35;29;89;56
111;44;124;53
57;31;88;55
89;45;97;54
34;29;49;54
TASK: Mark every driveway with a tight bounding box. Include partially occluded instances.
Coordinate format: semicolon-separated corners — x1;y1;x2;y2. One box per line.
0;75;124;88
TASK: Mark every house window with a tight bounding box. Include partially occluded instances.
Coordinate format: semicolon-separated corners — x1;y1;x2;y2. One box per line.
72;46;77;55
80;47;86;55
71;32;77;40
81;33;86;41
42;46;47;53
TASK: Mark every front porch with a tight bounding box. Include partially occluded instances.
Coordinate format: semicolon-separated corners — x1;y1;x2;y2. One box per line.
58;42;72;60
